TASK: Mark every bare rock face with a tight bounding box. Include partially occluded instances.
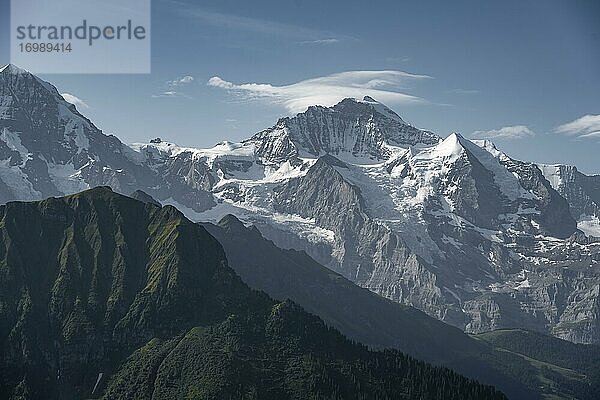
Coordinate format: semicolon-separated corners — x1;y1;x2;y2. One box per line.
268;155;452;322
540;164;600;236
1;66;599;344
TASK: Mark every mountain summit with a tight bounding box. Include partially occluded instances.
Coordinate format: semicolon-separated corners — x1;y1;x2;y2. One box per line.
0;64;29;75
0;65;216;212
248;97;440;163
0;63;145;200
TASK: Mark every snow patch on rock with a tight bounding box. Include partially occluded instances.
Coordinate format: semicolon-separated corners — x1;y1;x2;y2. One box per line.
578;215;600;238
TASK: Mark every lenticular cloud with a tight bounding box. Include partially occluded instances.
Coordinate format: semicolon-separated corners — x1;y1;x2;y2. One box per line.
208;70;430;113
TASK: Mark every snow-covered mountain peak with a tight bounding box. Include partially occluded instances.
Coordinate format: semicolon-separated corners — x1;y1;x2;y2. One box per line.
538;164;587;192
0;64;29;75
331;96;406;123
389;132;561;229
538;164;566;190
401;133;468;170
432;133;465;159
471;139;512;163
359;95;406;123
0;63;72;107
0;66;160;202
538;164;600;237
472;138;497;151
249;97;440;164
133;139;255;164
0;64;59;95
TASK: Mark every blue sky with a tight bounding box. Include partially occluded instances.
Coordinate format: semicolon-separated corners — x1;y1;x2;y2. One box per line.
1;0;599;173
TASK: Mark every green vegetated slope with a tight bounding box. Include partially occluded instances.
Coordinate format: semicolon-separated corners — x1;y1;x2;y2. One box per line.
0;187;505;400
475;329;600;399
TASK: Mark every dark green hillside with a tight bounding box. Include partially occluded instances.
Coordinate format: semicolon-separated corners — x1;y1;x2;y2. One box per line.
0;187;505;400
476;329;600;399
105;301;502;400
0;187;260;399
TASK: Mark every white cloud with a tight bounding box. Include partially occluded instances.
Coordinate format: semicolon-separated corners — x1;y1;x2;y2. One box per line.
171;3;345;43
472;125;535;140
207;70;430;113
61;93;89;109
152;91;177;98
168;75;194;86
386;56;411;64
555;115;600;139
154;75;195;99
448;88;480;95
298;38;340;45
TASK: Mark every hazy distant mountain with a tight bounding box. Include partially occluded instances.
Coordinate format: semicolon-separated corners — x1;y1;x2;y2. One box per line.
1;64;599;345
0;187;508;400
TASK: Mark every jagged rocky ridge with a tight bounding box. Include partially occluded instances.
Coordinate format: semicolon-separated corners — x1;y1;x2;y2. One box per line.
0;64;599;344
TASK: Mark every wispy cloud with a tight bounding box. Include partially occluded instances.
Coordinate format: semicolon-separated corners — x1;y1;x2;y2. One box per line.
61;93;89;109
297;38;340;45
153;75;195;99
170;2;346;43
207;70;430;113
386;56;411;64
168;75;194;86
472;125;535;140
448;88;480;95
555;115;600;139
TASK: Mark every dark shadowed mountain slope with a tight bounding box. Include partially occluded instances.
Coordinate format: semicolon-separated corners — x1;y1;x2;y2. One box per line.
475;329;600;399
0;187;505;400
204;214;600;400
129;189;161;206
203;214;477;358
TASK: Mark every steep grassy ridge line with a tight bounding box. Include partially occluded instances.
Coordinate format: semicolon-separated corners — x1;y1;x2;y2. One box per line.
0;187;506;399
